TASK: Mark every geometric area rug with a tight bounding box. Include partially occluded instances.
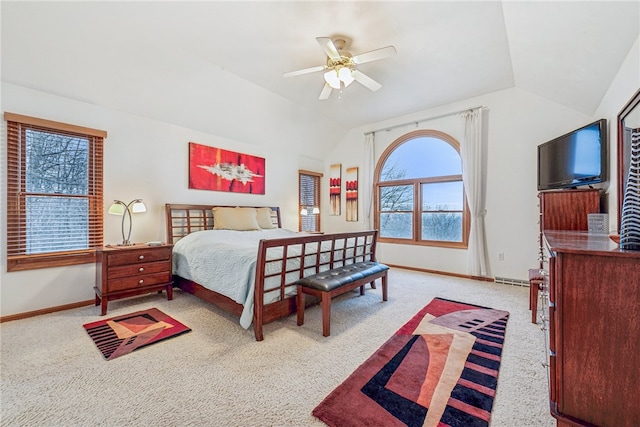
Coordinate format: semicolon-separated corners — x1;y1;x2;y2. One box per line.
83;308;191;361
313;297;509;427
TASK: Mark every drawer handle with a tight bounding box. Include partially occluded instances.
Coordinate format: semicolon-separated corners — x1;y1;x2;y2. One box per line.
139;267;145;272
138;279;144;284
138;255;145;260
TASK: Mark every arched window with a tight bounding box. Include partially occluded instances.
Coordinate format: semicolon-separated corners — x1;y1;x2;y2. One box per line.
374;130;469;248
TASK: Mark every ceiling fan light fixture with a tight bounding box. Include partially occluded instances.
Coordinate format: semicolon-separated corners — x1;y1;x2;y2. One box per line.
324;69;341;89
339;66;355;87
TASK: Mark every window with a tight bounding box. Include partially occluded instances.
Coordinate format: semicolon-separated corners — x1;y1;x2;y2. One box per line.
299;170;322;232
5;113;106;271
374;130;469;248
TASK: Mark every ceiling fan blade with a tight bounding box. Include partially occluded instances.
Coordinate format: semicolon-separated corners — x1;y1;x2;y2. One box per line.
283;65;325;78
352;46;397;65
316;37;341;60
351;70;382;92
319;83;332;100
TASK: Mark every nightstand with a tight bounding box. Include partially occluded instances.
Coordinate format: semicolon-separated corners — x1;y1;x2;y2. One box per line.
94;243;173;315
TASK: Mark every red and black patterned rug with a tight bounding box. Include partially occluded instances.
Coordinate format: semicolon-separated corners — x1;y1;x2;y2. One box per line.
313;297;509;427
83;308;191;361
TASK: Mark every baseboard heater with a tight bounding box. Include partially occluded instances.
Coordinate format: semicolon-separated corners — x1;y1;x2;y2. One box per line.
494;277;529;286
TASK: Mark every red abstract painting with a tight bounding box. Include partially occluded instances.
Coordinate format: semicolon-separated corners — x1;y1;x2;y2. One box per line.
329;163;341;215
345;166;358;221
189;142;265;194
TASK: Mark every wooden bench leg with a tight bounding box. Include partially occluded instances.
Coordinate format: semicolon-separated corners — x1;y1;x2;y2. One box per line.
297;285;305;326
530;280;541;324
321;292;331;337
296;267;389;337
381;273;388;301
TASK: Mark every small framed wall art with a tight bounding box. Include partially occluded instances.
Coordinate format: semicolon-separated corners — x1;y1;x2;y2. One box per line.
329;163;341;215
345;166;358;221
188;142;265;194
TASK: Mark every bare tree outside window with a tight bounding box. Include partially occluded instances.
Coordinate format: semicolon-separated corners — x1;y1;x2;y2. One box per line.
374;131;469;248
25;130;90;253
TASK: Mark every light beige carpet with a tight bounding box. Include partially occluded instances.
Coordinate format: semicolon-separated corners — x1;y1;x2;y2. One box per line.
0;268;554;426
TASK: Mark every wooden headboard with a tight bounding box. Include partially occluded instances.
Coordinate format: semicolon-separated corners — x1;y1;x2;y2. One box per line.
164;204;282;244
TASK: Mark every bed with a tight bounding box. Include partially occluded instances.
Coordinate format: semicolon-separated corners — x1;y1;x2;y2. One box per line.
165;204;381;341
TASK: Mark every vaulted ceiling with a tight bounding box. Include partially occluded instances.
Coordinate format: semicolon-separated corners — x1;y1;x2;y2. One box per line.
2;1;639;156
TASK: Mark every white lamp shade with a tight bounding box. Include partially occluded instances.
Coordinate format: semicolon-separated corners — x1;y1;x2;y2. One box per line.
324;70;341;89
300;208;309;216
131;201;147;213
108;199;146;215
312;207;320;214
338;67;354;87
108;202;126;215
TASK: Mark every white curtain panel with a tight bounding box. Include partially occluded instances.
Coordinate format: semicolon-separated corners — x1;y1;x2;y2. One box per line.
460;108;490;277
363;132;376;230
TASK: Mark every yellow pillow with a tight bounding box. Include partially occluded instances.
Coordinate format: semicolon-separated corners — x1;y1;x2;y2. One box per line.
256;207;275;229
212;207;260;231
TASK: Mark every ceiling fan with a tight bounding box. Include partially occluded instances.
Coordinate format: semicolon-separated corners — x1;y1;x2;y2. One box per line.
283;36;397;100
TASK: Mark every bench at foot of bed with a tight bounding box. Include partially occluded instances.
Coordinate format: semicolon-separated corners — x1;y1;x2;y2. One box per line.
295;261;389;337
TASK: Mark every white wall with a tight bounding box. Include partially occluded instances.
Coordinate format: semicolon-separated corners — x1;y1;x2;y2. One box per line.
0;83;323;316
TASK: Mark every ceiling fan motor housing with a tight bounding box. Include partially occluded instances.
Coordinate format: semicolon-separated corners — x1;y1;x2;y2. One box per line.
327;56;355;70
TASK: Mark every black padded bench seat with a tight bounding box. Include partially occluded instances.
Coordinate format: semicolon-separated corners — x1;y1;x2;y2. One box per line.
296;261;389;337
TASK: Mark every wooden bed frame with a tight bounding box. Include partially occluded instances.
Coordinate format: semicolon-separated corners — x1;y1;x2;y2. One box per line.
165;204;380;341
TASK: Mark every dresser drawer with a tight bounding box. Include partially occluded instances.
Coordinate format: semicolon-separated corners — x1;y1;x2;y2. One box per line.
108;260;170;279
107;272;172;292
107;247;171;266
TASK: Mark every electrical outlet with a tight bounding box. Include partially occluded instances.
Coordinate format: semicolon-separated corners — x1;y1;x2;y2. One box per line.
497;252;505;261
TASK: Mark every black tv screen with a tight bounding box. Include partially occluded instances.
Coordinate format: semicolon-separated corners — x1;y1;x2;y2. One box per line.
537;119;607;191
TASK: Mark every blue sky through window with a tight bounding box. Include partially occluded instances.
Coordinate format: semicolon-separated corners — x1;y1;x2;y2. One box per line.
382;136;461;180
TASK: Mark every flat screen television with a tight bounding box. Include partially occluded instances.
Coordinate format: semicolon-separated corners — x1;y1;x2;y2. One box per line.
537;119;607;191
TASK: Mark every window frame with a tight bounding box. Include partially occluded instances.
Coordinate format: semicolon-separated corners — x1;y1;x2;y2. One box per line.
374;129;470;249
298;169;322;232
5;112;106;272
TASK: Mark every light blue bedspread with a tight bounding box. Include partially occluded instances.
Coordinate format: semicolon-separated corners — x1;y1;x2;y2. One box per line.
172;228;300;328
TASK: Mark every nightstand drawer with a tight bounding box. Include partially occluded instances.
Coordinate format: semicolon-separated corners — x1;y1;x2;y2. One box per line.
108;272;172;292
107;248;171;266
108;261;170;279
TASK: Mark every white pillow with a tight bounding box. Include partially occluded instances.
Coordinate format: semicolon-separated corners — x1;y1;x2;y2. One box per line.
212;207;260;231
256;207;275;229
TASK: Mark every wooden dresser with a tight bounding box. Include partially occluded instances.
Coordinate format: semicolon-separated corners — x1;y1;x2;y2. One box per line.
531;189;602;323
539;189;601;232
543;231;640;427
94;243;173;315
535;188;601;270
